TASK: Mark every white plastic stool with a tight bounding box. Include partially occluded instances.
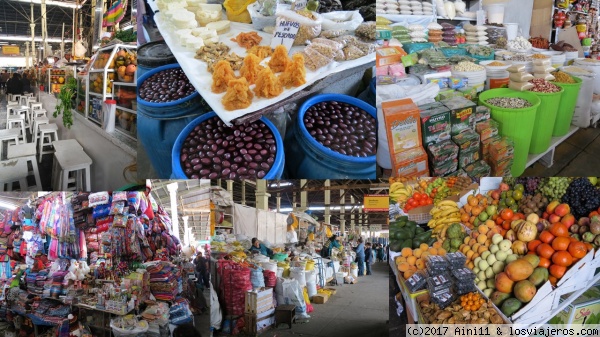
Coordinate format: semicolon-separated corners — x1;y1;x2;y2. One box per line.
33;117;50;144
53;139;83;152
7;143;41;190
7;115;26;143
30;103;42;111
38;123;58;163
53;149;92;191
7;94;13;102
0;129;20;160
0;157;28;191
19;96;27;106
12;95;21;104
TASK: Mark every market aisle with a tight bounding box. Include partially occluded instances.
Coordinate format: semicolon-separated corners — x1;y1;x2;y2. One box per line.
262;262;389;337
194;287;211;337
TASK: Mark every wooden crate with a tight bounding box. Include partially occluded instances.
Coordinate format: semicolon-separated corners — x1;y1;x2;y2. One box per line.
244;308;275;336
245;288;274;315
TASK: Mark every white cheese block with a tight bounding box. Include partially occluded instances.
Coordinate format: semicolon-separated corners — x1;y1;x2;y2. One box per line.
185;36;205;50
198;4;223;11
206;20;231;34
175;28;193;43
192;27;218;40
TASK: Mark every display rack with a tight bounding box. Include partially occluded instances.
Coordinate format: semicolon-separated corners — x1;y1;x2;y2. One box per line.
526;125;579;169
75;73;88;117
47;68;67;94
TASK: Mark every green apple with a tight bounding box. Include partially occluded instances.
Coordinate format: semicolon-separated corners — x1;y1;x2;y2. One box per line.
486;205;498;216
589;177;598;186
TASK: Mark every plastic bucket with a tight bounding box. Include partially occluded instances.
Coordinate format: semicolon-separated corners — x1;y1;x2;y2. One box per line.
541;51;566;68
574;58;600;94
485;4;505;24
552;76;582;136
485;69;509;90
137;41;176;79
528;88;564;154
505;23;518;40
171;112;284;179
137;64;211;178
286;94;376;179
478;89;541;177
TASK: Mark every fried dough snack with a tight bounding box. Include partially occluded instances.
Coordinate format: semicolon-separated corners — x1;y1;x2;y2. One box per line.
254;67;283;99
268;45;290;73
231;32;263;49
279;53;306;88
222;77;254;111
211;60;236;94
240;54;264;85
247;45;273;59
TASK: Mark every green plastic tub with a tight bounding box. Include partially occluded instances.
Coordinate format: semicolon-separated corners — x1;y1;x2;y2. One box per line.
552;76;582;137
529;87;564;154
478;89;541;177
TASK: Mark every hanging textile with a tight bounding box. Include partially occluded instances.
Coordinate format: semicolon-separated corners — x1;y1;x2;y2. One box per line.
102;0;128;27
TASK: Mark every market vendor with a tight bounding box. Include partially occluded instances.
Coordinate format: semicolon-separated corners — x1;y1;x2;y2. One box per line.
321;235;341;258
249;238;273;257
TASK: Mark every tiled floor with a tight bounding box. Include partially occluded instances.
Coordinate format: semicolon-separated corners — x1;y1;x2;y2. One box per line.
523;127;600;176
1;93;54;190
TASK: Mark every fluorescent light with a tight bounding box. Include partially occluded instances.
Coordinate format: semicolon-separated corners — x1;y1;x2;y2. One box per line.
0;36;72;43
122;25;134;31
11;0;81;9
0;201;17;211
269;182;293;187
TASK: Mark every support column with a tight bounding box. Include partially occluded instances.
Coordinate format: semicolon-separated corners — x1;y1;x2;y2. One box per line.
30;4;35;65
241;180;246;205
41;0;47;59
182;216;189;246
339;189;345;237
350;196;355;232
226;180;234;201
324;180;331;224
255;179;270;210
292;193;297;212
167;182;180;240
299;179;307;212
276;181;281;212
358;207;363;238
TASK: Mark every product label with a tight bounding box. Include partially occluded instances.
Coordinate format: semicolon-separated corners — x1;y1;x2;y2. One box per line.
271;19;300;51
420;108;451;146
489;77;510;89
391;116;420;152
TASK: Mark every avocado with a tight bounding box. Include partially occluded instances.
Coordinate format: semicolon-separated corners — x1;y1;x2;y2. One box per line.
501;298;523;317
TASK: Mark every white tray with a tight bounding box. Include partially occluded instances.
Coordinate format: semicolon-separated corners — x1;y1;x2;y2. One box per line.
154;13;375;125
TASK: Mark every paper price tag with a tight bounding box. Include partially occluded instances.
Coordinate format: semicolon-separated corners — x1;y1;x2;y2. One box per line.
271;19;300;51
293;0;307;10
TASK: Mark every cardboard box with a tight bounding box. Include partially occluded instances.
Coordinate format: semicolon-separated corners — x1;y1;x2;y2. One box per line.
312;294;329;304
431;158;458;176
549;284;600;325
464;160;491;179
419;102;452;146
383;98;422;156
530;0;554;45
441;96;476;135
427;140;459;169
376;46;407;67
452;129;480;152
458;148;481;170
394;146;429;177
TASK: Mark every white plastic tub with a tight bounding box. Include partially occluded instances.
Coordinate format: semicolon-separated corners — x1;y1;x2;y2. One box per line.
484;3;505;24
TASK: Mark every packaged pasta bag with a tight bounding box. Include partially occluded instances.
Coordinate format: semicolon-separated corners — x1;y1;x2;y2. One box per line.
278;10;323;46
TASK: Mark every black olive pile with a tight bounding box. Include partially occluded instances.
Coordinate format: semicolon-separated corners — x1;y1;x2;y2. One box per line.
139;68;196;103
303;101;376;157
179;116;277;179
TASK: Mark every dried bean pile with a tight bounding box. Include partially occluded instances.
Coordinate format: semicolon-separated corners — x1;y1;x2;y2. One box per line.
179;116;277;179
485;97;532;109
304;101;376;157
139;68;196;103
529;78;561;93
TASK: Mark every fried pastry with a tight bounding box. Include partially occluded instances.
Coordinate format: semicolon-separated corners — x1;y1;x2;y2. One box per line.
211;60;236;94
254;67;283;99
240;54;264;85
222;77;254;111
268;45;290;73
279;53;306;88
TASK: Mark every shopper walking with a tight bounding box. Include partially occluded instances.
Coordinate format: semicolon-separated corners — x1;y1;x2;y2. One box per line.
250;238;273;257
354;238;365;276
320;234;341;258
364;242;373;275
6;73;22;96
194;252;210;289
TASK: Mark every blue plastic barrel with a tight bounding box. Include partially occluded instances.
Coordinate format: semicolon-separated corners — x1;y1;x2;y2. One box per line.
137;41;176;79
137;63;211;178
171;112;285;179
285;94;376;179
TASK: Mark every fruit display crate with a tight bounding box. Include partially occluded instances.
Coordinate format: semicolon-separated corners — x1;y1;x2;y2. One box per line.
390;250;428;324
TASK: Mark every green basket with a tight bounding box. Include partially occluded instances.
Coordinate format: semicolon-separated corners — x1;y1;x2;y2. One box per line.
528;88;564;154
470;52;495;63
478;89;541;177
552;76;582;137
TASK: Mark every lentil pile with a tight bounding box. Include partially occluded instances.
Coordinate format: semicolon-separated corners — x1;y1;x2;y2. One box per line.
304;101;376;157
139;68;196;103
485;97;533;109
179;116;277;179
553;71;576;83
529;78;561;93
487;61;506;66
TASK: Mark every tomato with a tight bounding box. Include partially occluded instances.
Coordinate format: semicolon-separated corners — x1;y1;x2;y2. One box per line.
408;199;418;207
551;237;571;251
425;198;433;205
500;208;514;221
539;230;555;244
527;240;542;253
538;257;551;268
413;193;423;201
419;199;427;206
536;243;555;259
552;251;573;267
549;264;567;279
549;223;569;237
432;188;438;193
568;241;587;259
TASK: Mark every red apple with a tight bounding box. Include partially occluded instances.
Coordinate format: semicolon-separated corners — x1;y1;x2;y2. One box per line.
549;214;562;224
543;211;549;220
546;200;560;214
555;203;571;217
561;214;575;228
499;183;510;192
491;190;501;200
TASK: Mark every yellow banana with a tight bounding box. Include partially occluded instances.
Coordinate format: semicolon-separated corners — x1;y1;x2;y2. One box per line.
390;182;405;193
436;200;458;208
437;209;461;218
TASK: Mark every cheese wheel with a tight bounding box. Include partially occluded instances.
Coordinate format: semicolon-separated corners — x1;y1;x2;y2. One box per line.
206;20;231;34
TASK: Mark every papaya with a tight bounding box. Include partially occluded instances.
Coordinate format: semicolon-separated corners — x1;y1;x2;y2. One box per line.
514;280;537;303
528;267;549;287
490;291;512;307
505;259;534;281
501;298;523;317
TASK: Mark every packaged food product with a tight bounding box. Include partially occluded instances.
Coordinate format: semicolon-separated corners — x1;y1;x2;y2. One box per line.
475;119;499;141
306;42;343;60
508;80;534;91
481;134;501;158
532;58;552;67
419;102;452;145
532;65;555;74
449;77;468;89
489;136;515;161
458;148;480;169
464;160;491;178
533;73;556;81
427;139;459;165
444;168;469;177
441;96;476;135
509;72;534;82
389;64;406;77
383;98;422;154
431;158;458;176
430;287;456;309
405;269;428;292
278;10;323;46
507;64;526;73
295;48;331;71
451;129;480;152
446;252;467;268
427;273;453;292
473;105;491;123
394;146;429;177
451;267;475;281
454;282;477;295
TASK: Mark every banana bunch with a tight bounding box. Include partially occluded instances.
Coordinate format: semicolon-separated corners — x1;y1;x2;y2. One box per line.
389;182;413;203
427;200;461;238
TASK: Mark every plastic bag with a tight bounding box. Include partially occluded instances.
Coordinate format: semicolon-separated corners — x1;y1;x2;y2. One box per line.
281;279;307;314
508;81;534;91
320;11;363;31
295;49;331;71
509;72;534;82
277;10;323;46
306;42;343;61
210;285;222;329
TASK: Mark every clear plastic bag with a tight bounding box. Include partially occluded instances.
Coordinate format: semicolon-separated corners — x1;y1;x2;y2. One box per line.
295;49;331;71
320;10;364;32
306;42;344;61
277;10;323;46
355;21;376;40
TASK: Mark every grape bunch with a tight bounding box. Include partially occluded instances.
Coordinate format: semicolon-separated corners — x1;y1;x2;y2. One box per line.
539;177;570;200
562;178;600;219
514;177;542;195
503;177;517;188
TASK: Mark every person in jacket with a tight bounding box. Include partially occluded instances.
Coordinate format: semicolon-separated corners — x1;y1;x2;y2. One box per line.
249;238;273;257
321;234;341;258
354;238;365;276
0;71;9;91
21;73;31;94
6;73;22;95
194;252;209;289
364;242;373;275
